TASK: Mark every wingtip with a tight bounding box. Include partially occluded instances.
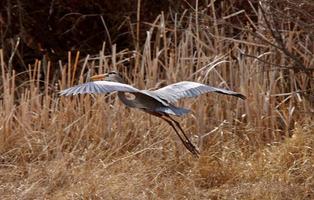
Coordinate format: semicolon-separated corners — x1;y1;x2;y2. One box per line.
58;90;66;96
238;93;247;100
59;90;72;96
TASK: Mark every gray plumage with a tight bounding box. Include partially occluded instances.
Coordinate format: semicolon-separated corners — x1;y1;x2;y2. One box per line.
60;81;140;95
60;71;246;157
151;81;246;103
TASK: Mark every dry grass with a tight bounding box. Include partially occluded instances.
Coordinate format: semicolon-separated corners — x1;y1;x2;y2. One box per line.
0;4;313;200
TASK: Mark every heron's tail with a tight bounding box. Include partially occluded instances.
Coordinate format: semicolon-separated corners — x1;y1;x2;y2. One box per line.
156;106;190;116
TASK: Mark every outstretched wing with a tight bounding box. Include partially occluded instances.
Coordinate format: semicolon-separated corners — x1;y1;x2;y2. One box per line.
59;81;171;107
151;81;246;103
59;81;140;96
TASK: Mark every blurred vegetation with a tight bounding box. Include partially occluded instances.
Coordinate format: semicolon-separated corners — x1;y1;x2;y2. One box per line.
0;0;259;68
1;1;313;74
0;0;313;199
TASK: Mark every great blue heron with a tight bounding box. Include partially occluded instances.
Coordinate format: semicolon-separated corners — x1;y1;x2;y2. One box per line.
60;71;246;157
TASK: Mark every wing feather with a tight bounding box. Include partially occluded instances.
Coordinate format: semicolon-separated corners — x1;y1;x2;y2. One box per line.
60;81;171;107
151;81;246;103
59;81;140;96
72;86;81;95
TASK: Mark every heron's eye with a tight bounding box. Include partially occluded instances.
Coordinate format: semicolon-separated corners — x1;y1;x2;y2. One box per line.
108;71;117;75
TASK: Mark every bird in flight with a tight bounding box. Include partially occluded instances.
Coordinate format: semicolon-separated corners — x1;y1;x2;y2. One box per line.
60;71;246;157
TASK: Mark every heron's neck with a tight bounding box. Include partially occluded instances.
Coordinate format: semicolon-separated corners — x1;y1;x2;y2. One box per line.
117;92;136;107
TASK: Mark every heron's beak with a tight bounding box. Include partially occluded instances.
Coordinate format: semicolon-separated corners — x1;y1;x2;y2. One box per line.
90;73;107;81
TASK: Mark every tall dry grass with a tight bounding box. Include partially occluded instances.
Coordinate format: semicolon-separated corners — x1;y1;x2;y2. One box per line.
0;4;313;200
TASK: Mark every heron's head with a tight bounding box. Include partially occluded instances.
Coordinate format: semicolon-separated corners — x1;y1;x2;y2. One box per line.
91;71;125;83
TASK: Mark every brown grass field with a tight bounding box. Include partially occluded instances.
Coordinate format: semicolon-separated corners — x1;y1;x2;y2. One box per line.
0;3;313;200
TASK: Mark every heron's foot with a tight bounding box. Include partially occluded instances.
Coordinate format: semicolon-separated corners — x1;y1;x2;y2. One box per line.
185;140;200;158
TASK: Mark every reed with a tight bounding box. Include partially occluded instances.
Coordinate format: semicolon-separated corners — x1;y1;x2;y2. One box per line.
0;4;313;199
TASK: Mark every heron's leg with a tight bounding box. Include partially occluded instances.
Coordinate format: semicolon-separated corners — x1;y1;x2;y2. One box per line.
164;115;200;156
159;116;199;157
159;115;199;157
145;111;199;157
